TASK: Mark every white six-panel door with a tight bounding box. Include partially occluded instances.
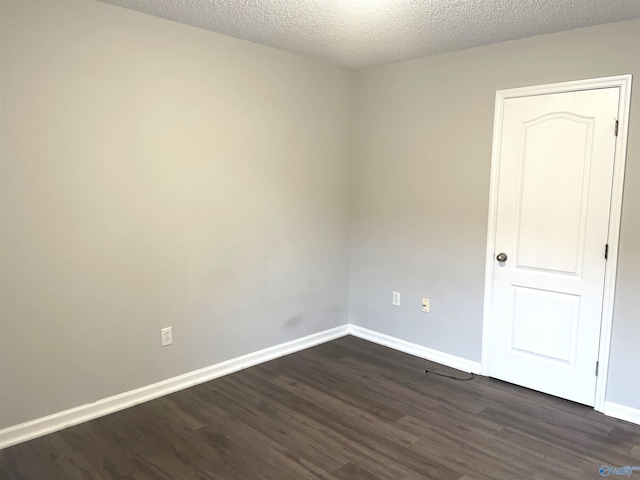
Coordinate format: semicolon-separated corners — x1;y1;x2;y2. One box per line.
486;87;620;406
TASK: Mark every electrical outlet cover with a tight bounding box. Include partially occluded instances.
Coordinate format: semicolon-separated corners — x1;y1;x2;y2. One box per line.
393;291;401;306
161;327;172;346
422;298;430;313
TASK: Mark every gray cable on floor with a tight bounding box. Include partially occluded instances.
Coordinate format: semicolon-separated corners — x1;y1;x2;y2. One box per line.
423;369;475;381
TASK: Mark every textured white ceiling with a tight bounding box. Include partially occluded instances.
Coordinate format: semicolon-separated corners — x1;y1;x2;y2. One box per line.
98;0;640;69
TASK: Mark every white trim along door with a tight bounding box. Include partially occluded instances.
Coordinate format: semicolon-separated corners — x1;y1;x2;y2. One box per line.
481;75;632;410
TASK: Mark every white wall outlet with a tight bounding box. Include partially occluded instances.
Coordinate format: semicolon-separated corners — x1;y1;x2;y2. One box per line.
422;298;430;313
161;327;172;347
392;291;401;307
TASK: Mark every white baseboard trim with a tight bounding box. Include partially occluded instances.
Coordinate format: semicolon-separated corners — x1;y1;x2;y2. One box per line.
603;401;640;426
5;323;635;450
0;325;350;450
348;325;482;374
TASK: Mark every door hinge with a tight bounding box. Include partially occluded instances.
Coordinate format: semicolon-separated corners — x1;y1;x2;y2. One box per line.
615;119;619;136
595;361;599;377
605;244;609;260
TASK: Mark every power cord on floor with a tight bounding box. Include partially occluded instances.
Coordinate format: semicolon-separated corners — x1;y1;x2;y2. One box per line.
423;369;475;381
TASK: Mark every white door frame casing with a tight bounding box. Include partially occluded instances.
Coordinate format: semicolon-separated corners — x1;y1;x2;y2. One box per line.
481;75;633;412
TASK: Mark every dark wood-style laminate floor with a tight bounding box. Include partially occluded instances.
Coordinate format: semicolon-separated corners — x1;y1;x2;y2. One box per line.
1;336;639;479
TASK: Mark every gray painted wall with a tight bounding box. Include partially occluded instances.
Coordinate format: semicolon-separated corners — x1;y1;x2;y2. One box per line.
0;1;352;429
1;1;639;432
349;19;640;408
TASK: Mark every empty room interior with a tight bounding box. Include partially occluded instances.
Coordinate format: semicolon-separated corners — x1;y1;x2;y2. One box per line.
1;0;640;478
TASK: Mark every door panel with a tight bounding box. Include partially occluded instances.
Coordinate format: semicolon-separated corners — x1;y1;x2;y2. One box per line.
516;114;593;275
510;287;579;364
488;87;619;406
